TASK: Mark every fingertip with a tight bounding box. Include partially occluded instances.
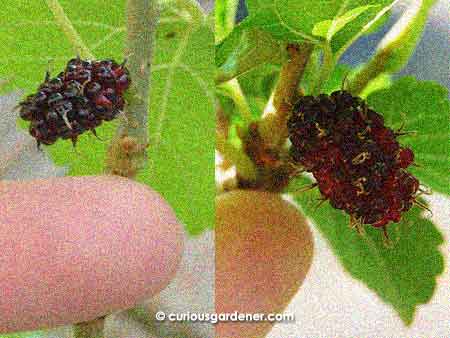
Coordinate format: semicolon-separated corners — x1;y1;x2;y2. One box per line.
0;175;184;332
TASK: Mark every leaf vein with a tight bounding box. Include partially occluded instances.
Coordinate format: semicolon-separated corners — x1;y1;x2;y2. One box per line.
151;28;193;146
272;0;320;43
178;63;214;105
90;27;126;52
44;0;94;58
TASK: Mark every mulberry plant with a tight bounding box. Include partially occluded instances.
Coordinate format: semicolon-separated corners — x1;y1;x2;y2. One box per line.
215;0;447;332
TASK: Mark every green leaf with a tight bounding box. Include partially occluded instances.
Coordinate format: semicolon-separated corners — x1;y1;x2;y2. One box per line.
243;0;328;43
359;73;392;98
363;7;391;35
312;5;379;40
302;62;382;97
292;176;445;325
316;62;393;99
375;0;436;73
331;0;397;56
237;63;280;117
242;0;396;51
0;0;214;235
141;2;215;235
348;0;436;94
215;0;239;43
216;24;285;83
367;77;449;195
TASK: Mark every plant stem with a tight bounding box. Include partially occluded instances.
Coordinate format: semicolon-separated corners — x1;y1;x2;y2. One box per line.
73;316;105;338
45;0;94;59
216;131;257;181
312;42;335;95
217;78;253;126
348;0;434;96
334;0;401;62
105;0;159;178
127;305;204;338
259;43;313;148
348;49;390;95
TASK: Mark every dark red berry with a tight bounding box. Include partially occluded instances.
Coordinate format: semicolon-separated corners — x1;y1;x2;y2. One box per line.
19;57;131;147
288;90;420;229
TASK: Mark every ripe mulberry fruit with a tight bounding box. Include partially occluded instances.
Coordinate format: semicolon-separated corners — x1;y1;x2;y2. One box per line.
19;57;130;148
287;90;421;229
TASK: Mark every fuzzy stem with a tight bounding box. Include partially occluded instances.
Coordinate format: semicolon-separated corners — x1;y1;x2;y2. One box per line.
218;78;253;125
45;0;94;59
105;0;159;178
348;49;390;95
349;0;434;96
73;316;105;338
312;42;335;95
216;131;257;181
334;0;401;62
260;43;313;147
127;305;203;338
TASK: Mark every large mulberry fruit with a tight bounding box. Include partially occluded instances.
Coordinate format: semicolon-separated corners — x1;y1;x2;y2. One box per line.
19;57;130;147
288;90;421;229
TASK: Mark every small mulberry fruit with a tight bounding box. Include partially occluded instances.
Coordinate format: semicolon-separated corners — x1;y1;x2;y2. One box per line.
19;57;130;148
287;90;421;230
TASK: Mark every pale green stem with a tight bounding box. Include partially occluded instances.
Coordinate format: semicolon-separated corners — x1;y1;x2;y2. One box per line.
217;131;257;181
312;42;335;95
44;0;94;59
348;49;390;95
121;0;158;141
335;0;402;62
73;316;105;338
218;78;253;125
259;43;313;147
105;0;159;177
348;0;435;95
